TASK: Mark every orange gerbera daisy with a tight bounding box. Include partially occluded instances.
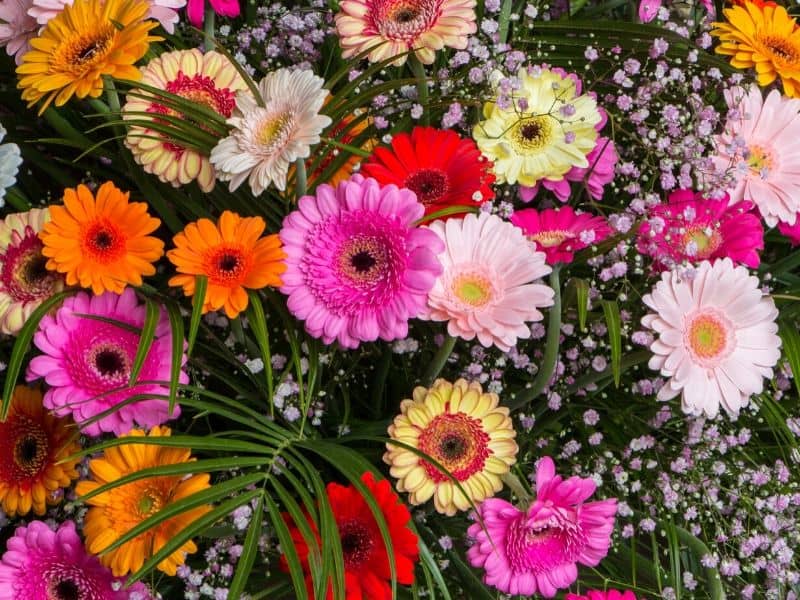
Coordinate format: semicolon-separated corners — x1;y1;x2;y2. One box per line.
0;385;80;517
16;0;160;115
167;210;286;319
75;426;212;576
39;181;164;295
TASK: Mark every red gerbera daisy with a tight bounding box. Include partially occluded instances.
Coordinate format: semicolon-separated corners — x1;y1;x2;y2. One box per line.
282;472;419;600
361;126;495;220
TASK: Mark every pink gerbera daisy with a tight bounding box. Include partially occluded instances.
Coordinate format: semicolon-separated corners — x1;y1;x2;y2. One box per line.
0;0;37;65
0;520;150;599
636;189;764;270
511;206;611;265
26;289;187;436
642;258;781;418
467;456;617;598
566;591;637;600
713;84;800;226
27;0;186;31
279;174;444;349
778;218;800;245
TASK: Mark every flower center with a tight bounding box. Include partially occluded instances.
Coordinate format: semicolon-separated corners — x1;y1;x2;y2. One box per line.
82;220;126;264
684;309;735;367
404;168;449;206
747;144;774;179
530;230;574;248
63;27;114;68
50;579;80;600
759;34;800;65
505;511;585;575
89;344;131;381
452;272;493;307
338;235;390;286
137;489;163;518
512;116;554;154
338;519;375;569
204;246;250;286
13;425;48;476
375;0;440;42
418;412;490;482
682;226;722;259
256;112;296;152
1;228;61;303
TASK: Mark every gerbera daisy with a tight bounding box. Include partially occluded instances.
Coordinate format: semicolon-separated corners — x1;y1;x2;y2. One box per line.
0;208;64;335
279;174;443;349
636;189;764;270
0;124;23;205
0;0;36;64
0;386;80;517
778;218;800;245
16;0;160;115
384;378;518;516
467;456;617;598
39;181;164;295
712;85;800;226
0;520;150;599
210;68;332;195
566;591;638;600
28;0;185;31
27;289;186;436
167;210;286;319
185;0;238;27
360;126;495;219
75;426;212;576
511;206;611;265
641;258;781;418
421;212;553;352
712;4;800;97
123;49;246;192
283;472;419;599
473;65;602;188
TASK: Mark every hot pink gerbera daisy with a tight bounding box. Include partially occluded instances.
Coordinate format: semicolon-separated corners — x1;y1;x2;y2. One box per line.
0;520;149;600
642;258;781;418
0;0;37;65
467;456;617;598
778;218;800;245
279;174;443;349
26;289;187;436
27;0;186;31
421;212;554;351
713;84;800;226
511;206;611;265
636;189;764;270
566;591;637;600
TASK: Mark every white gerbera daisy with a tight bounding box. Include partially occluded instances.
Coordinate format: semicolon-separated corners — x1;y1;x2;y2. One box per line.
642;258;781;419
0;125;22;207
210;69;332;195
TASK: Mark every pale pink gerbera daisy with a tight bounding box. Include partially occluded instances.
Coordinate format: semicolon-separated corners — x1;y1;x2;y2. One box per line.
713;84;800;226
0;520;150;600
335;0;477;67
642;258;781;418
636;189;764;270
467;456;617;598
0;0;37;65
27;289;188;436
421;212;554;351
210;68;332;195
280;175;443;349
27;0;186;32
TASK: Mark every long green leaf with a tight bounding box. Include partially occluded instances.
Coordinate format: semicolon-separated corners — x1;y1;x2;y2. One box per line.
264;492;309;600
779;319;800;397
187;275;208;356
228;492;265;600
165;301;186;413
574;277;590;331
129;296;159;386
601;299;623;387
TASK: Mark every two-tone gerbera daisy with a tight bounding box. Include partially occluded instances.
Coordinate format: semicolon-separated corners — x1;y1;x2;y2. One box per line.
636;189;764;270
360;126;495;220
641;258;782;418
335;0;477;66
210;68;332;195
279;175;444;349
384;378;518;516
0;520;150;599
283;472;419;599
712;4;800;97
473;66;602;188
0;209;64;336
39;181;164;295
167;210;286;319
467;456;617;598
75;426;212;576
123;49;246;192
421;212;554;352
511;206;611;265
16;0;160;114
27;289;186;436
0;386;80;517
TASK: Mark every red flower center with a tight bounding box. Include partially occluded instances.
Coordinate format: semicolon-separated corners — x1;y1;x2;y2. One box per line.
204;245;251;286
82;220;126;264
0;415;50;483
404;168;449;206
0;226;60;303
418;412;490;482
338;518;376;569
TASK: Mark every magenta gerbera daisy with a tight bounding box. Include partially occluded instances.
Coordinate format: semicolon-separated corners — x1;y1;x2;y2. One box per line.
467;456;617;598
421;212;554;351
511;206;611;265
279;174;444;349
0;520;150;600
566;591;638;600
636;189;764;270
26;288;187;436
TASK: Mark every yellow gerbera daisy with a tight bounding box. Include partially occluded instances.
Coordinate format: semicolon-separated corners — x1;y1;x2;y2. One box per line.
383;378;518;516
16;0;160;115
712;4;800;97
0;385;80;517
75;426;212;576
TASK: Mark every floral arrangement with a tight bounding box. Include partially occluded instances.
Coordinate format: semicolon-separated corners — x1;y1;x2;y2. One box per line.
1;0;799;596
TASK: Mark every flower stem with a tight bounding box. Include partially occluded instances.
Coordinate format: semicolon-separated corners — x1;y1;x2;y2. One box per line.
421;334;457;387
408;54;429;126
103;76;121;113
509;265;561;411
203;6;215;52
294;157;307;200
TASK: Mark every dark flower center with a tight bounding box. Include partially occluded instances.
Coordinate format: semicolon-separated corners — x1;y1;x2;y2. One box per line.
520;122;541;141
54;580;80;600
339;519;374;568
418;412;491;483
438;434;468;461
93;230;113;249
13;424;48;475
395;7;419;22
218;253;240;273
338;235;390;286
350;251;377;273
93;347;129;378
405;168;449;206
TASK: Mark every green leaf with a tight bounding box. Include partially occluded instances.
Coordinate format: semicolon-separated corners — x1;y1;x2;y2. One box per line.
574;278;590;331
418;539;452;600
165;301;186;414
187;275;208;356
779;319;800;398
601;299;622;387
227;492;265;600
246;291;275;414
129;296;159;386
264;492;309;600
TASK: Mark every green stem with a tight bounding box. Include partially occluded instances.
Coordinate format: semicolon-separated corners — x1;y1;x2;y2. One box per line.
4;188;31;211
104;77;121;113
509;265;561;411
408;54;429;126
421;334;456;387
203;6;215;52
294;157;307;200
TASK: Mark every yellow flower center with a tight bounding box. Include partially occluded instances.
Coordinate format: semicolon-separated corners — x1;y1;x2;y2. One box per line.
682;226;722;259
758;33;800;67
58;26;115;73
684;309;735;366
511;116;554;154
530;230;573;248
747;145;774;176
452;273;493;306
137;489;163;518
256;113;294;150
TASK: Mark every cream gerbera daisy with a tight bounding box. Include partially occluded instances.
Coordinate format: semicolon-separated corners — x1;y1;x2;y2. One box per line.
209;68;332;195
473;65;602;188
